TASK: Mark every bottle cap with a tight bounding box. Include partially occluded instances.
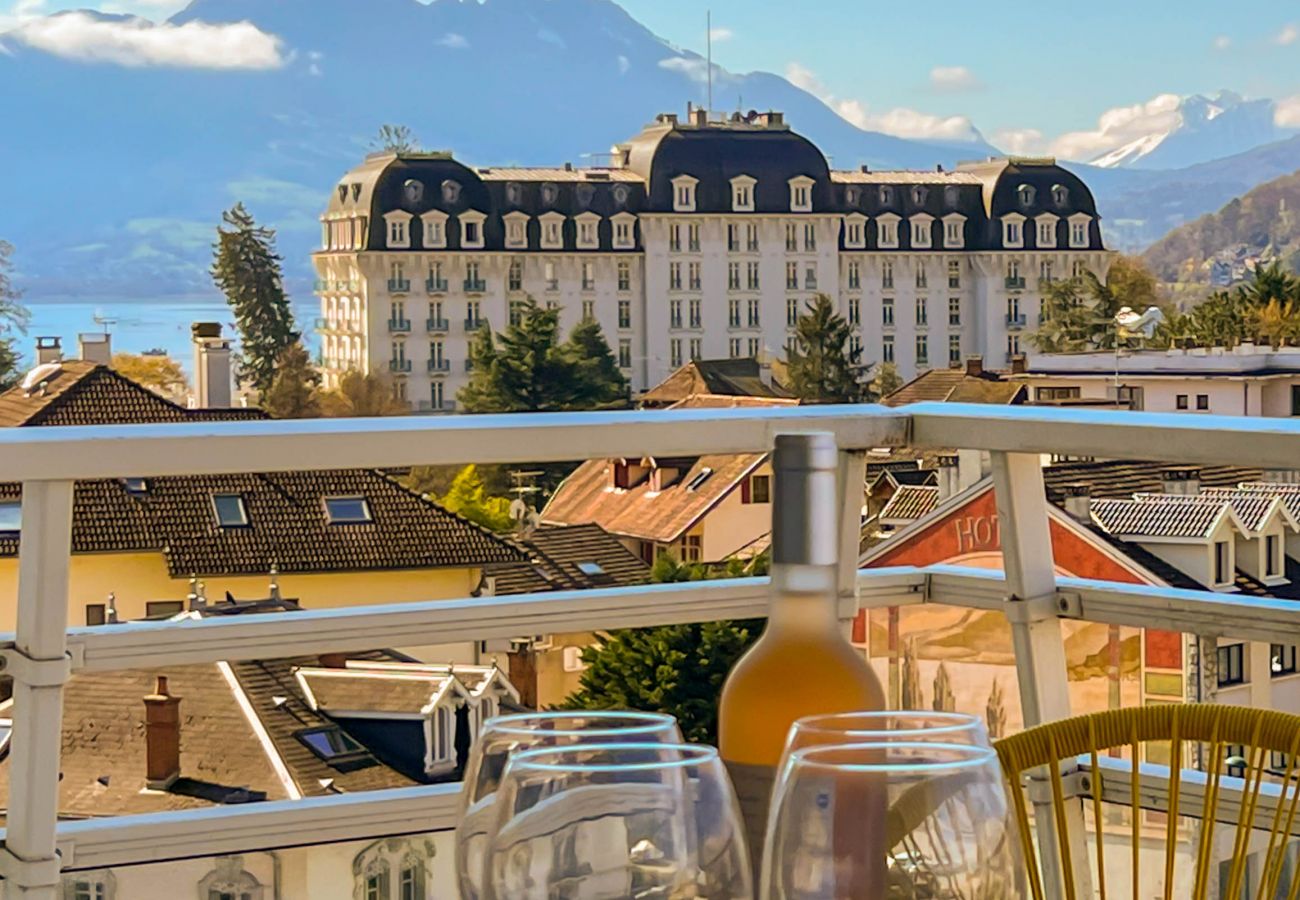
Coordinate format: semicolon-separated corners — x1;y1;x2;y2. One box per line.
772;432;839;567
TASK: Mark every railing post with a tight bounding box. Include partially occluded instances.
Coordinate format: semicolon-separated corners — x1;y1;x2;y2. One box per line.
836;450;868;633
990;452;1091;900
3;481;74;898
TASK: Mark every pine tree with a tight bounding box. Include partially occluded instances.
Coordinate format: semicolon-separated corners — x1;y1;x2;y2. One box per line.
932;663;956;712
565;316;629;409
0;240;31;390
900;637;924;710
785;294;871;404
459;298;625;412
432;465;515;532
261;343;321;418
986;679;1008;739
211;204;298;395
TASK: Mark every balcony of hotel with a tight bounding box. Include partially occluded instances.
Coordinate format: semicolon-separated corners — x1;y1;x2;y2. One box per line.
1006;275;1028;291
7;398;1300;898
427;358;451;374
464;316;485;333
425;277;448;294
387;358;412;373
463;278;487;294
1006;313;1028;329
426;317;449;333
387;278;411;294
387;318;412;334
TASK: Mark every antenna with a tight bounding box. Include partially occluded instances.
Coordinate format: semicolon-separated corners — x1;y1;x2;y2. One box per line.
706;10;713;117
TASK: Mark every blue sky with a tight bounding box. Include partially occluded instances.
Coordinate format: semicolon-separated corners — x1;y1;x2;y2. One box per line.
6;0;1300;157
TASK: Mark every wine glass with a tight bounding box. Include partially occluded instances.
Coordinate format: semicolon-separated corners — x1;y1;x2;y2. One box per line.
761;742;1021;900
456;711;683;900
785;711;990;755
483;742;753;899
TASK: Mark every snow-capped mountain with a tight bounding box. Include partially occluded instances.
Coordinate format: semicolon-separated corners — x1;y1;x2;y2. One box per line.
1089;91;1296;170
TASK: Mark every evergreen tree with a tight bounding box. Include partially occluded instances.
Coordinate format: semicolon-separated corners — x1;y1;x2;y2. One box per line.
562;553;769;744
565;316;629;409
432;465;515;532
262;343;321;418
211;204;298;395
0;240;31;390
318;370;408;417
460;298;625;412
870;362;903;400
785;294;871;403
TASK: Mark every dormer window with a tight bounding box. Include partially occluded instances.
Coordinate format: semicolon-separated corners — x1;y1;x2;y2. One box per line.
944;186;960;208
1069;214;1091;248
1036;214;1058;249
505;182;523;206
1002;214;1026;249
613;184;630;207
731;175;756;212
541;183;559;206
912;186;928;206
845;186;860;206
324;496;372;524
460;211;486;249
540;213;565;249
879;186;894;205
672;175;698;212
212;494;249;528
441;180;461;205
877;214;900;249
789;176;814;212
612;213;636;249
504;212;528;249
384;211;413;249
844;214;867;249
910;215;933;249
402;179;424;205
576;183;595;208
1052;184;1070;207
943;214;966;249
1017;184;1037;207
576;213;600;249
420;211;447;249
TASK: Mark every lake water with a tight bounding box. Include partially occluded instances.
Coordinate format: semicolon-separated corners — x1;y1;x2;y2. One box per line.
23;300;320;377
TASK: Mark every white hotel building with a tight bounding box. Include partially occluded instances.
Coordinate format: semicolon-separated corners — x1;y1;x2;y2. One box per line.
313;108;1113;411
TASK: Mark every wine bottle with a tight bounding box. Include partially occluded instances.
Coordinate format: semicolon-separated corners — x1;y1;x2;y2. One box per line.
718;432;886;884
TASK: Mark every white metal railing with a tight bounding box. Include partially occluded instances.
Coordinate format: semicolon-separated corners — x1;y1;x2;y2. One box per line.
2;402;1300;896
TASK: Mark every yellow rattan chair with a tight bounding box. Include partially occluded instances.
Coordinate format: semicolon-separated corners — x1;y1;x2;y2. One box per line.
995;704;1300;900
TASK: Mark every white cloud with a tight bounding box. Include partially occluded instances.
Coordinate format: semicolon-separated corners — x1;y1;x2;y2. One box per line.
785;61;982;142
438;32;468;49
616;54;630;75
1276;95;1300;128
991;128;1048;156
1045;92;1182;161
659;56;714;85
1213;35;1232;50
709;27;733;42
929;65;980;92
1276;23;1298;46
7;11;285;69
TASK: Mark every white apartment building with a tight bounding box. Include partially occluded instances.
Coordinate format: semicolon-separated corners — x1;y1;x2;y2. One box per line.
1016;344;1300;416
313;108;1113;411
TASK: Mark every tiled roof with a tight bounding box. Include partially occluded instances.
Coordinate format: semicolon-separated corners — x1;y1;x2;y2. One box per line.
0;470;524;576
831;171;983;185
1090;498;1231;539
1135;491;1285;533
0;361;266;427
476;167;644;182
640;359;793;406
882;368;1022;407
298;667;465;716
1231;483;1300;521
879;485;941;523
1042;461;1263;504
542;454;766;544
487;524;651;595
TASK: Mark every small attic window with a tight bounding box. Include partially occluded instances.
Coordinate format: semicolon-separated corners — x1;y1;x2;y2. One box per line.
686;468;714;492
325;496;373;524
576;561;607;577
296;726;370;768
441;180;461;204
1018;184;1037;207
337;184;348;203
613;184;630;206
121;477;148;495
0;502;20;534
212;494;249;528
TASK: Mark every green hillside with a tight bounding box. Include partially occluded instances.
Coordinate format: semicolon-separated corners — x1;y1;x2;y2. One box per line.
1143;167;1300;283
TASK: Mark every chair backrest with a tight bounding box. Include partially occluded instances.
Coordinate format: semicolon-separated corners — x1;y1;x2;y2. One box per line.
995;704;1300;900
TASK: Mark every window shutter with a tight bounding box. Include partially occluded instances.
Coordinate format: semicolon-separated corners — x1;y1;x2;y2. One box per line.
741;478;752;504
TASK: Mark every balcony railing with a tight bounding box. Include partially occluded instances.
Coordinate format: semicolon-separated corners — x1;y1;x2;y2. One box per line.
1006;313;1027;329
1005;276;1027;290
426;317;449;333
425;277;448;294
388;359;412;373
427;359;450;373
464;317;485;332
388;278;411;293
10;404;1300;892
464;278;487;293
388;318;412;334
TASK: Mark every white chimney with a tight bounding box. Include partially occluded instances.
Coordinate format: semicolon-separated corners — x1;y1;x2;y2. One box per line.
191;323;232;409
934;454;961;500
1060;483;1092;523
34;336;62;365
1161;467;1201;496
78;332;112;366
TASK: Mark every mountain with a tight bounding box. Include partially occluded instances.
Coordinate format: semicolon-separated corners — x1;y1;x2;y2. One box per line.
1089;91;1297;171
0;0;999;303
1142;166;1300;283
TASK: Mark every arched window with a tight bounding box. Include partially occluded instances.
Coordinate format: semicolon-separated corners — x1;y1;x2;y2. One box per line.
198;856;263;900
353;838;437;900
1018;184;1037;207
1052;184;1070;206
912;186;928;205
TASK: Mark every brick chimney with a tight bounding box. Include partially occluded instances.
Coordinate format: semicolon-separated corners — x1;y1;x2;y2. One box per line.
1059;483;1092;523
1161;467;1202;496
1010;354;1028;375
191;323;232;408
965;356;984;378
144;676;181;790
318;653;350;669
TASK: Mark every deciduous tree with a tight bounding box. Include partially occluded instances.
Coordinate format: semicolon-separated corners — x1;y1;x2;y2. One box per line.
111;353;188;402
372;124;420;154
211;204;298;395
318;370;408;417
261;343;321;418
430;465;515;532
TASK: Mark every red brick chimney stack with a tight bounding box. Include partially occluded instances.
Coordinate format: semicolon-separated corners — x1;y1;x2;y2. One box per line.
144;675;181;790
